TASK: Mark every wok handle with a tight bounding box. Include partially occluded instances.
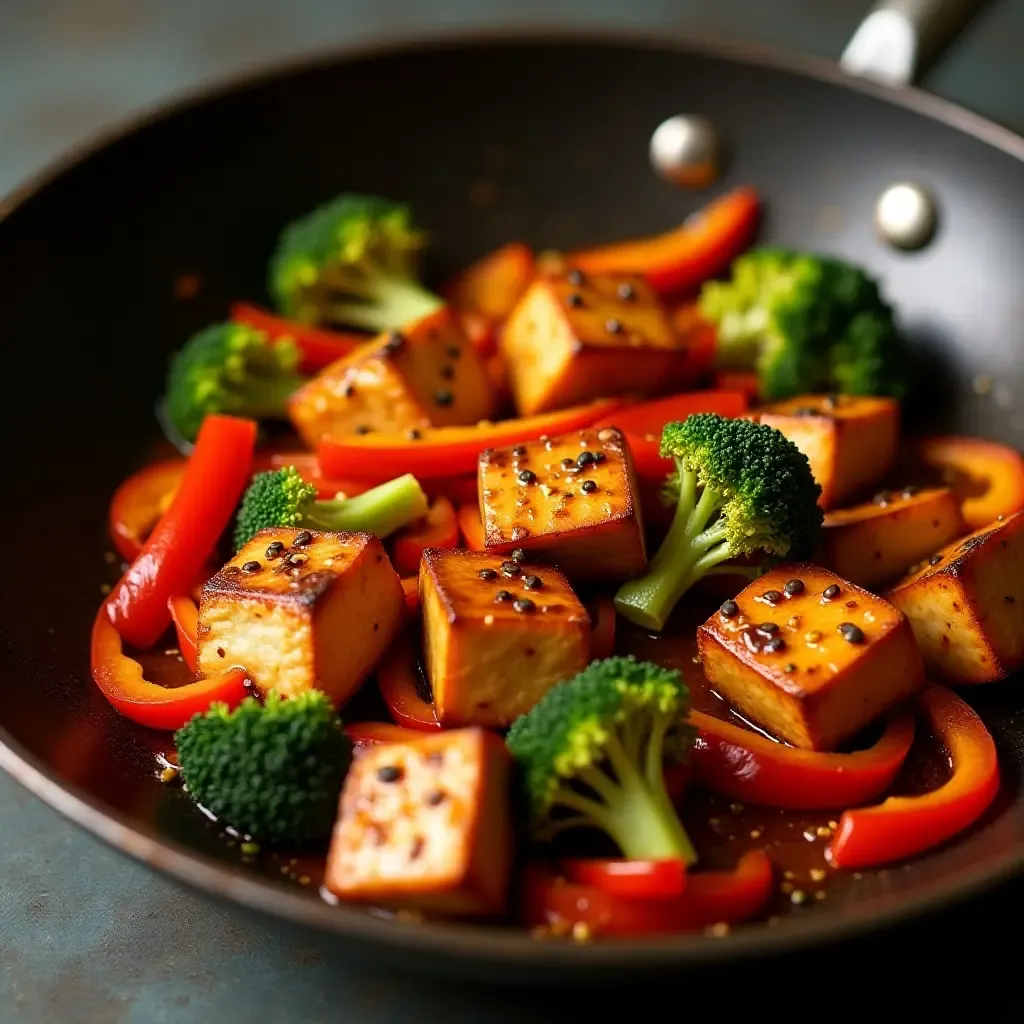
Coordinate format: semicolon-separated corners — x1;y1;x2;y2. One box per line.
840;0;993;87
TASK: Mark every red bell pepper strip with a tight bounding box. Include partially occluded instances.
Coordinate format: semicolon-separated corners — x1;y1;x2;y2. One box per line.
522;850;772;937
108;459;188;563
392;497;459;576
317;398;623;482
594;390;749;482
253;451;370;501
567;187;761;295
690;708;916;810
230;301;365;373
376;634;440;731
167;594;200;674
562;858;687;900
586;595;617;661
345;720;426;753
106;415;257;650
827;685;1000;870
457;503;487;551
91;603;249;730
400;577;420;614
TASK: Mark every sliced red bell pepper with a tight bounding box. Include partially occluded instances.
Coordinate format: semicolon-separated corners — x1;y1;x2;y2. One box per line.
586;595;617;661
567;187;761;296
914;435;1024;530
400;577;420;614
827;685;1000;870
108;458;187;562
457;503;487;551
593;390;749;481
167;594;200;675
712;370;760;402
253;451;370;501
392;497;459;576
376;632;440;731
345;720;426;753
522;850;772;937
230;301;365;373
318;398;622;483
562;858;687;900
106;415;257;650
91;603;248;730
690;708;916;810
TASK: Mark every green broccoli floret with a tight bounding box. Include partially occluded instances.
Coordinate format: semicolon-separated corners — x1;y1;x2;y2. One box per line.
506;656;697;864
269;193;444;331
699;248;908;401
233;465;429;550
163;322;306;443
615;414;822;631
174;690;351;845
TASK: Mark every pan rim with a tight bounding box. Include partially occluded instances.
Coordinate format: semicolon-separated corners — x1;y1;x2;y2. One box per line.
1;22;1022;972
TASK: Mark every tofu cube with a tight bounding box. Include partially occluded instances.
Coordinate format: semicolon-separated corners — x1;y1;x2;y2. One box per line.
821;486;964;589
419;548;590;727
325;727;513;917
697;564;925;750
499;270;688;416
198;528;405;704
757;394;899;509
479;427;647;583
288;306;496;446
887;510;1024;683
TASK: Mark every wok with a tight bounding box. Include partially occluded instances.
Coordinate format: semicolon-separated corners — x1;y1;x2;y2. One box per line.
0;0;1021;984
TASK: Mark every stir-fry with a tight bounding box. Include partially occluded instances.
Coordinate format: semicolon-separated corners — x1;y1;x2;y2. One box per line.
94;187;1024;939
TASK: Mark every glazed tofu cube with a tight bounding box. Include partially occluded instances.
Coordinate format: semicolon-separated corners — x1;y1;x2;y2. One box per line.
478;427;647;583
821;486;964;589
288;306;496;446
499;270;688;415
325;728;513;917
757;394;899;509
697;564;924;750
419;548;590;727
887;511;1024;683
198;528;405;704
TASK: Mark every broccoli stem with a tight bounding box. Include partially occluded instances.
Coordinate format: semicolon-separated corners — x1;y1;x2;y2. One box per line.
301;473;429;538
321;262;443;332
235;373;307;419
615;464;734;631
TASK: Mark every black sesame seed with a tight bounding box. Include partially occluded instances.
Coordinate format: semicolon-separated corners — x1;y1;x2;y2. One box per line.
355;425;372;435
567;292;585;309
343;384;356;398
577;451;596;468
446;344;462;359
793;406;818;417
1005;596;1017;604
761;589;784;605
513;598;536;613
500;561;522;577
561;457;577;470
567;268;586;287
822;584;842;601
434;390;454;407
783;663;797;674
593;452;607;464
523;575;543;590
838;623;865;644
495;590;514;602
720;599;739;618
425;790;446;806
764;636;786;653
383;332;405;353
873;491;892;507
407;429;422;441
617;282;637;301
293;530;313;547
605;318;624;335
377;765;403;783
478;568;498;581
757;622;780;636
265;541;285;560
518;469;537;485
439;364;455;381
510;549;527;564
581;480;598;494
929;554;943;566
241;560;261;573
512;445;527;457
784;579;805;597
901;485;919;498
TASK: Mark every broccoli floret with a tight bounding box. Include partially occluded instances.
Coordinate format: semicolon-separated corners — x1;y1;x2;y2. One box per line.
506;656;697;864
174;690;351;845
163;322;306;443
269;193;444;331
615;414;822;631
233;465;429;550
699;248;908;401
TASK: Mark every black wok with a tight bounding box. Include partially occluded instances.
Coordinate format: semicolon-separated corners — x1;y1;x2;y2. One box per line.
0;0;1021;984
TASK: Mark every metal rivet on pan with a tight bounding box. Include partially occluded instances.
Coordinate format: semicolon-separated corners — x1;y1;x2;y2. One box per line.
649;115;722;187
874;182;937;250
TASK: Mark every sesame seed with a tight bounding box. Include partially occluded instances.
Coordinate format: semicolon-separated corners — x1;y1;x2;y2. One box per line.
293;530;313;546
605;318;624;334
265;541;285;560
838;623;865;644
495;590;514;602
513;598;536;613
512;445;527;457
757;622;779;635
784;579;805;596
446;344;462;359
720;599;739;618
783;663;797;674
241;560;261;573
805;630;822;643
822;584;841;600
929;554;943;565
501;560;522;577
518;469;537;485
478;568;498;580
901;485;918;498
581;480;597;494
764;636;786;653
511;548;527;562
561;457;577;470
434;390;454;407
761;589;784;605
355;425;372;435
523;575;543;590
617;282;637;301
439;364;455;380
567;292;585;309
383;331;405;353
407;429;422;441
377;765;403;783
576;451;596;468
567;268;586;286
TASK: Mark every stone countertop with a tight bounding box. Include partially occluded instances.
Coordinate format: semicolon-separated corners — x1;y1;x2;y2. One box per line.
2;1;1023;1021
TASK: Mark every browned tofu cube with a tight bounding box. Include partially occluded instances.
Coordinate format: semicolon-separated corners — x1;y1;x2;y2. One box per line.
821;486;964;589
887;510;1024;683
198;528;405;704
478;427;647;583
419;548;590;727
325;728;513;917
288;306;496;446
697;564;925;750
756;394;899;509
499;270;687;415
